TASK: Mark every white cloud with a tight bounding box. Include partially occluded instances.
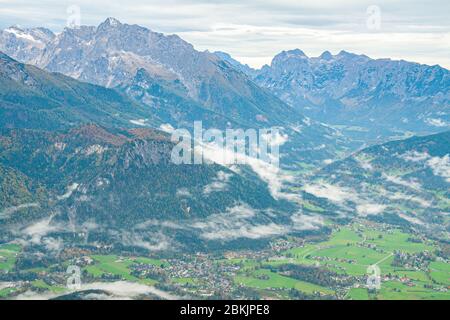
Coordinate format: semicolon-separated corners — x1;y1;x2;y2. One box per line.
0;202;40;219
191;203;326;241
14;281;179;300
57;183;79;200
21;216;59;244
400;151;450;182
400;151;430;162
383;173;422;191
200;223;288;241
387;193;431;207
303;182;357;203
203;171;232;195
82;281;178;299
192;204;277;240
41;237;64;252
159;123;175;133
13;290;60;300
427;154;450;182
198;129;298;201
290;213;324;230
356;203;386;216
398;213;424;225
120;232;170;251
355;154;374;171
129;119;148;126
176;188;192;197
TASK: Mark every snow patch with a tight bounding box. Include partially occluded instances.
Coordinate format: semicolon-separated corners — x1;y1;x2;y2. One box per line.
303;183;357;203
356;203;386;216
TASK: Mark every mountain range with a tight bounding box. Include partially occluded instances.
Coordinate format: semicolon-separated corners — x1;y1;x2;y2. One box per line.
2;19;448;148
0;50;306;251
0;19;348;165
216;49;449;140
0;18;449;250
0;18;303;127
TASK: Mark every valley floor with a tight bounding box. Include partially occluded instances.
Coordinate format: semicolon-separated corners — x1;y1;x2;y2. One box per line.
1;220;448;300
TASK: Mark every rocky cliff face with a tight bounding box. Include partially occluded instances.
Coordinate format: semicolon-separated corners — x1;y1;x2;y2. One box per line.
215;49;450;135
1;18;300;128
1;21;349;165
0;26;54;63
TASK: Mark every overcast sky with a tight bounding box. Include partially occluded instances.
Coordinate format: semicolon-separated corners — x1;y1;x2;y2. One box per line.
1;0;449;68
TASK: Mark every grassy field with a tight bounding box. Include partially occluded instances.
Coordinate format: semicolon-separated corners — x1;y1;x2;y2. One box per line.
235;269;334;296
133;257;169;268
347;288;370;300
378;281;449;300
429;261;450;286
280;222;450;300
84;255;160;285
85;255;136;280
0;287;17;298
302;201;325;213
31;279;66;293
0;243;21;272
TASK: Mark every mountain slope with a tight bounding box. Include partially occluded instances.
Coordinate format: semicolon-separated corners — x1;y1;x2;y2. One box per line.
215;50;450;137
301;131;450;238
0;51;255;133
214;51;258;78
0;51;162;130
0;26;54;64
0;125;319;251
0;163;49;222
4;18;301;128
0;21;351;165
0;50;325;250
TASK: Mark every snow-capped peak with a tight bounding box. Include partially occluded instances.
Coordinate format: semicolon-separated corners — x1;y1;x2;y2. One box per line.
98;17;122;29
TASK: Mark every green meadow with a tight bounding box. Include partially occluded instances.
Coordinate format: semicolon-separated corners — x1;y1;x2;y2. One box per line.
227;223;448;299
235;269;334;296
0;243;21;272
84;255;162;285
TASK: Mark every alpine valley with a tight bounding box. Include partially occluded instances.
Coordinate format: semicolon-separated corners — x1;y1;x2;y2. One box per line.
0;18;448;301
